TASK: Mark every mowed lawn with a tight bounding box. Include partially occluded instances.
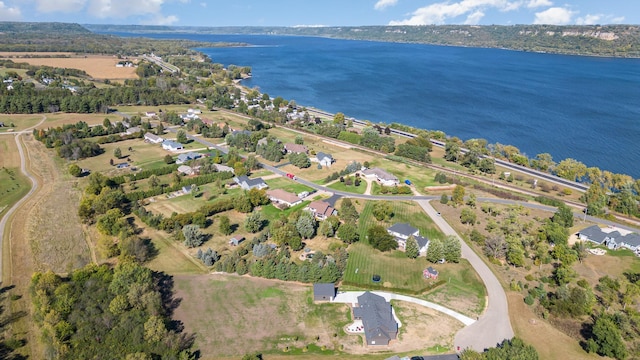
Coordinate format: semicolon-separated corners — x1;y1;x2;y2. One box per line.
264;176;313;194
75;138;170;173
0;137;30;217
172;274;357;359
0;114;43;132
344;243;435;292
327;176;366;194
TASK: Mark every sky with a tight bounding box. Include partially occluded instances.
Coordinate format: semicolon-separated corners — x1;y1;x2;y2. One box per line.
0;0;636;27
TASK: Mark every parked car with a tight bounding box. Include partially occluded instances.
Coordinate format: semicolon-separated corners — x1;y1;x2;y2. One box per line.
405;179;412;185
286;173;296;180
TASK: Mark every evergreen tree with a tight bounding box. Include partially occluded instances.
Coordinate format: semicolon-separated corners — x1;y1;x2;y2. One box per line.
219;215;233;235
113;147;122;159
589;316;627;360
443;235;462;263
405;235;419;258
176;129;188;143
426;238;444;263
244;211;264;233
296;212;316;239
182;224;204;248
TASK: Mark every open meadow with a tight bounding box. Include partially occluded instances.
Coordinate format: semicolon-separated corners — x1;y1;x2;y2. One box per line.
0;54;138;80
172;274;464;359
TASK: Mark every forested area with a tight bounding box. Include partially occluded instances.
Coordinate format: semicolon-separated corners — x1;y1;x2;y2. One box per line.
31;262;196;359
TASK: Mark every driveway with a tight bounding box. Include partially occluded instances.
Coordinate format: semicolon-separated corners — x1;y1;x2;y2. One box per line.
333;291;476;326
416;200;514;352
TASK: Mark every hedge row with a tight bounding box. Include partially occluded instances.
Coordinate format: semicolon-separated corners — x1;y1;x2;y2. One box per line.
110;164;180;185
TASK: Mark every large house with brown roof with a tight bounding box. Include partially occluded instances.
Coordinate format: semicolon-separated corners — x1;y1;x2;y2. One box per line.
267;189;302;207
284;143;308;154
307;200;337;220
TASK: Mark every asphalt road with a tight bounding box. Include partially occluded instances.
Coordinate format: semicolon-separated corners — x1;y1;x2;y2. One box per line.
0;117;46;282
417;200;514;352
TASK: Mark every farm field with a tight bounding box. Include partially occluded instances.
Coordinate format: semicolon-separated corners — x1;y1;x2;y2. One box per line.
74;138;171;174
0;55;139;80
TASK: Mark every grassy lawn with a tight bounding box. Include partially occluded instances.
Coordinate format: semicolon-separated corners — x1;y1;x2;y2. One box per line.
172;274;357;359
0;114;43;132
0;167;30;218
358;200;445;243
344;242;435;292
265;176;313;194
75;138;170;173
327;176;366;194
138;219;205;275
260;201;311;222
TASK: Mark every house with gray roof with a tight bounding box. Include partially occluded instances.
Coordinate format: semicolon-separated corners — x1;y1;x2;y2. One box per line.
234;175;268;190
362;167;399;186
577;225;640;252
313;283;336;302
577;225;608;245
353;292;398;346
387;223;429;253
176;151;202;165
144;132;164;144
312;152;334;167
162;140;184;151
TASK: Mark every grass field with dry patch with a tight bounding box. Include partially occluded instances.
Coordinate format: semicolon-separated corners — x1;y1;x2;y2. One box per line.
173;274;462;359
0;137;30;218
0;55;138;80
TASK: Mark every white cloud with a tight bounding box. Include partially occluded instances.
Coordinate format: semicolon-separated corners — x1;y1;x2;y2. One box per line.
526;0;552;8
374;0;398;10
389;0;526;25
87;0;165;18
534;6;575;25
465;10;485;24
575;14;601;25
141;13;179;25
200;2;206;7
34;0;86;13
0;1;22;20
611;16;625;24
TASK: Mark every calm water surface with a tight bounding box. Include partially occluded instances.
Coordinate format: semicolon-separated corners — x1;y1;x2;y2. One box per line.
109;32;640;178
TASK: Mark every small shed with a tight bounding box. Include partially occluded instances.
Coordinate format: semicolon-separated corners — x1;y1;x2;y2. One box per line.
313;283;336;302
229;236;245;246
182;185;193;194
424;266;439;280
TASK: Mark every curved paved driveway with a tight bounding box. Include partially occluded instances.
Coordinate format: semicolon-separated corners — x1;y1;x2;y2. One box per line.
417;200;513;352
333;290;476;326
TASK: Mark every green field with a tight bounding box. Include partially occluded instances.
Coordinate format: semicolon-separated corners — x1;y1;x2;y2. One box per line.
344;242;434;292
0;167;30;218
265;176;313;194
260;200;311;222
357;200;444;244
327;176;366;194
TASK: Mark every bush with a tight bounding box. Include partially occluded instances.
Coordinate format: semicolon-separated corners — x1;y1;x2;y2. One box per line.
68;163;82;177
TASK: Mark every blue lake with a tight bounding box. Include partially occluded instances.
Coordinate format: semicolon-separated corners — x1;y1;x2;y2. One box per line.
108;32;640;178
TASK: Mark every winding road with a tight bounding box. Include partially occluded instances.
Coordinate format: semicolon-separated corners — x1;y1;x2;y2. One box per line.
0;116;46;282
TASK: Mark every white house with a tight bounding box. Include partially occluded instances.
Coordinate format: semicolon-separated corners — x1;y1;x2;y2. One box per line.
267;189;302;207
362;167;399;186
145;111;157;117
144;132;164;144
234;175;268;190
312;152;334;167
162;140;184;151
386;223;429;252
307;200;337;220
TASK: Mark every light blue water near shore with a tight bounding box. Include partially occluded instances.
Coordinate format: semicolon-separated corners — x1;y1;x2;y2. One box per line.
108;32;640;178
